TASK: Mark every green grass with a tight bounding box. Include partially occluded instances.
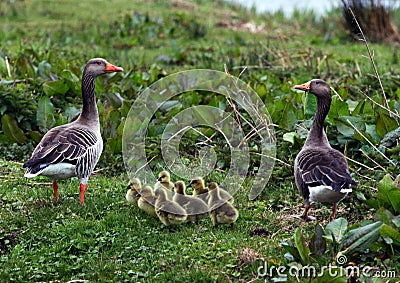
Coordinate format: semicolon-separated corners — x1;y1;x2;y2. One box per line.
0;0;400;282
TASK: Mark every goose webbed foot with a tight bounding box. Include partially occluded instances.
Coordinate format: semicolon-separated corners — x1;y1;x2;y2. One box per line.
292;204;315;221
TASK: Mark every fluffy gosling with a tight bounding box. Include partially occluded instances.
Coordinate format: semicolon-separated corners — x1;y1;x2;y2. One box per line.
212;182;234;203
208;182;239;227
138;185;157;217
155;187;187;226
188;176;209;203
173;181;208;223
125;178;142;205
154;170;174;200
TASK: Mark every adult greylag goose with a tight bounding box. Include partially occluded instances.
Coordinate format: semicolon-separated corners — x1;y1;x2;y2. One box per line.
23;58;123;205
293;79;357;221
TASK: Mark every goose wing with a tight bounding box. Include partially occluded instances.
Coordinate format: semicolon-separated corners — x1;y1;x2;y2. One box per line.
23;125;101;176
296;148;356;194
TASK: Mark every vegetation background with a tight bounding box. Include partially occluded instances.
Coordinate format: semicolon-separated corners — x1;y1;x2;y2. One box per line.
0;0;399;282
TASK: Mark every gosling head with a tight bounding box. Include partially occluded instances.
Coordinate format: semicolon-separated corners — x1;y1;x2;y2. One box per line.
208;182;219;191
188;177;205;189
157;171;171;183
174;181;186;195
127;178;142;191
140;186;154;197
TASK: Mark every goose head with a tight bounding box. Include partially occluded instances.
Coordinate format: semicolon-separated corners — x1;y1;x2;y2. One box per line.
140;185;154;197
126;178;141;191
174;181;186;194
154;187;167;201
187;176;205;189
293;79;331;99
84;58;123;76
157;170;171;183
208;182;219;191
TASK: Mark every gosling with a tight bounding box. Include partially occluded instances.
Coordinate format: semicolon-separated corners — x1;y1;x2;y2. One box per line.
154;170;174;200
155;187;187;226
138;185;157;217
125;178;142;205
211;182;234;203
173;180;208;223
208;182;239;227
188;176;209;203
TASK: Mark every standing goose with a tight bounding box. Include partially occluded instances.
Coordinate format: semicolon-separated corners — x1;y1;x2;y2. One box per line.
293;79;356;221
23;58;123;205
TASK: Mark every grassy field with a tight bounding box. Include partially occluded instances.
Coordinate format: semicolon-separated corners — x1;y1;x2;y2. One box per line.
0;0;400;282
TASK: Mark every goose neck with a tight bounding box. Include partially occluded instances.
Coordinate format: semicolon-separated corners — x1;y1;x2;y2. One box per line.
79;73;99;122
305;96;331;146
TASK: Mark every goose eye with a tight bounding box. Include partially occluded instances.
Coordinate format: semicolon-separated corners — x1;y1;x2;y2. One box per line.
96;61;102;65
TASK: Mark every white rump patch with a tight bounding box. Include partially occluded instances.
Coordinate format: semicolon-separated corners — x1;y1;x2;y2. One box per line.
308;185;347;204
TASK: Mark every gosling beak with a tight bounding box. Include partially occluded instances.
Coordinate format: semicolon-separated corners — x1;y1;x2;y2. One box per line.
135;193;141;198
126;184;131;191
293;81;311;91
157;177;162;181
186;183;192;188
105;62;124;73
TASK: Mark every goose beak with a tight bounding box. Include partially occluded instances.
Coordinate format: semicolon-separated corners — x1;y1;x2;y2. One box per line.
293;81;311;91
105;62;124;73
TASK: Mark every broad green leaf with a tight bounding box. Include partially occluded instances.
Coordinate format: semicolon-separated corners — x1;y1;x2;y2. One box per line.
43;80;69;96
64;106;80;122
380;224;400;246
37;61;52;79
325;218;348;243
36;96;55;132
1;114;28;144
294;227;310;265
327;96;350;125
310;223;326;256
374;208;395;225
282;132;300;145
303;92;317;117
281;241;301;262
376;111;399;138
28;131;43;143
335;116;365;137
377;174;400;213
339;221;383;255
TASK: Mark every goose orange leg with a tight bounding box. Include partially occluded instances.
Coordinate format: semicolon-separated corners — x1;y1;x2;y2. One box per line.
52;181;59;201
330;203;338;221
80;184;86;206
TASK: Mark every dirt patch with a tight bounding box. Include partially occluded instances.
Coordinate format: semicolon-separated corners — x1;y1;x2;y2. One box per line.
0;231;21;254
